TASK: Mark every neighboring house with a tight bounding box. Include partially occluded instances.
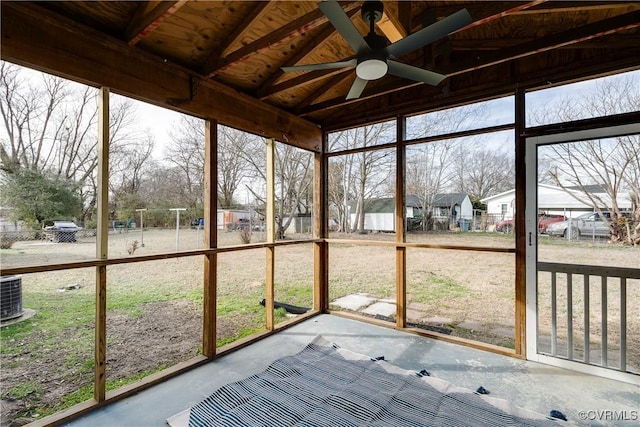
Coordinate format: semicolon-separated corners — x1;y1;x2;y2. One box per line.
482;183;633;221
349;193;472;232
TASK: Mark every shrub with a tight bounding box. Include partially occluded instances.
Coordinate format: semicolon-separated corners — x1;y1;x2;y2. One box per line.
0;233;16;249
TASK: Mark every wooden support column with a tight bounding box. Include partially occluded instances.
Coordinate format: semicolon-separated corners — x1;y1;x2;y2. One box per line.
94;87;109;402
265;138;276;330
514;89;527;357
314;145;329;312
202;119;218;357
395;116;406;328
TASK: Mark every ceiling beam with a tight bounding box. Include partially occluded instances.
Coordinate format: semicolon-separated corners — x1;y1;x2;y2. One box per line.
445;9;640;78
449;36;640;50
453;0;547;34
202;7;332;78
317;48;640;131
515;2;640;14
213;2;272;59
376;2;408;43
1;2;322;152
125;0;187;46
260;65;355;100
299;10;640;117
294;70;354;113
256;6;360;99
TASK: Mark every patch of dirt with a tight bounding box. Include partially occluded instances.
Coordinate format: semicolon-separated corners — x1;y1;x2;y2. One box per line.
0;300;242;426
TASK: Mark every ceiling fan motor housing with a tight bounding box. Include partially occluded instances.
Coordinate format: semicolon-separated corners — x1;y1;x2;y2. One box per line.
361;1;384;24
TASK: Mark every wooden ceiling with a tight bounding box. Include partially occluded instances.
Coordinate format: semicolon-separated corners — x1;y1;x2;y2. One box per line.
2;1;640;143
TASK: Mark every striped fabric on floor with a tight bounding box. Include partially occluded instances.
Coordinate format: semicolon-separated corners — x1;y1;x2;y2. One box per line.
185;336;566;427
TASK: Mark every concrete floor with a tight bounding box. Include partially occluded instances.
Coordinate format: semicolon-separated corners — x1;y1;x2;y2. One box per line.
66;314;639;427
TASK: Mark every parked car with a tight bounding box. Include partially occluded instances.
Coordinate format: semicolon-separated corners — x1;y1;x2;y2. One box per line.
546;212;616;239
495;214;565;234
43;220;81;242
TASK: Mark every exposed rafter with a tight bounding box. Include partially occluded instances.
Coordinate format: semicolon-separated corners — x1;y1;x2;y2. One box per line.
376;2;408;43
202;1;269;68
294;70;353;113
256;5;360;99
298;10;640;118
202;7;332;78
125;0;187;46
262;63;359;100
446;9;640;77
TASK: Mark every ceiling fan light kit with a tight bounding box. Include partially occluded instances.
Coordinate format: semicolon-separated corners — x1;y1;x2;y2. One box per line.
356;57;387;80
281;0;473;99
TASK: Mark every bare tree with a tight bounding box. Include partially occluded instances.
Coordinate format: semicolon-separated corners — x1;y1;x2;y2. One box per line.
274;143;313;238
165;116;206;221
240;137;313;239
218;125;253;208
405;104;487;230
0;62;147;225
536;72;640;244
327;122;395;233
453;145;514;200
406;140;458;230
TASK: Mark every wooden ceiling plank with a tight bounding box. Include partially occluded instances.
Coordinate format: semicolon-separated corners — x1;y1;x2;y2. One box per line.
210;2;272;61
256;6;360;99
450;36;640;50
454;0;548;34
320;52;640;130
515;2;640;14
294;70;353;113
125;0;187;46
203;7;332;78
259;56;356;99
447;10;640;77
300;9;640;116
1;2;322;152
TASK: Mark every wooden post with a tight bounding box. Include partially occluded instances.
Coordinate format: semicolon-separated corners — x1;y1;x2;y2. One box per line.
514;89;527;357
314;147;329;312
265;138;276;329
202;119;218;357
94;87;109;402
395;115;406;328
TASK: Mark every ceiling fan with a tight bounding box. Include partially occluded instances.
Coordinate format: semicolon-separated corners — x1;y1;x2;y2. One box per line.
281;0;472;100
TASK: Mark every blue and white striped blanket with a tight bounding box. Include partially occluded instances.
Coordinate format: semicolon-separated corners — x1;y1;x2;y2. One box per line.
174;336;566;426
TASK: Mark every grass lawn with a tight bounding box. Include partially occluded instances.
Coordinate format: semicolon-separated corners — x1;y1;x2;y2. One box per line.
0;229;638;423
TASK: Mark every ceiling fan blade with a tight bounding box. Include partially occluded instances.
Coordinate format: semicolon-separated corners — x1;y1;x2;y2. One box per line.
319;0;370;54
388;61;446;86
346;76;368;100
282;59;356;73
386;9;472;58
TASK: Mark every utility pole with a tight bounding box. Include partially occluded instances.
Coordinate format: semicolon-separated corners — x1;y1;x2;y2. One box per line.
169;208;187;251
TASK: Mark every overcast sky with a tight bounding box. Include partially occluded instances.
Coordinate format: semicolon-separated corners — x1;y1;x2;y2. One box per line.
3;63;638;161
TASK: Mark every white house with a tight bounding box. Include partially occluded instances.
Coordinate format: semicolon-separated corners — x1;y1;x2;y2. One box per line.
350;193;473;232
482;183;633;220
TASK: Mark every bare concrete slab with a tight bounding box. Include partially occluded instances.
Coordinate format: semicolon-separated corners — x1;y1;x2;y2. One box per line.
362;302;396;317
66;315;639;427
330;294;376;311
